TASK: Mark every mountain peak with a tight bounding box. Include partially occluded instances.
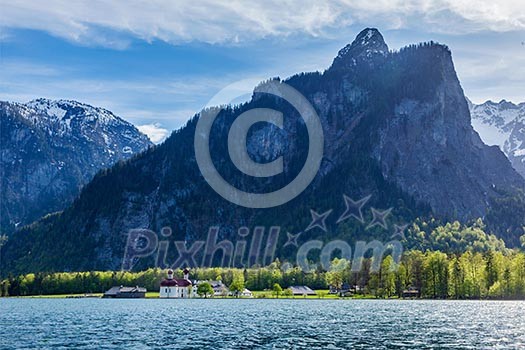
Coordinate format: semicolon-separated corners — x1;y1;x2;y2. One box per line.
339;28;388;57
331;28;389;69
480;99;520;110
355;28;385;46
24;98;127;126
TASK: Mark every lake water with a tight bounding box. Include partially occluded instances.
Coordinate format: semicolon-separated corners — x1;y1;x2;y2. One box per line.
0;298;524;349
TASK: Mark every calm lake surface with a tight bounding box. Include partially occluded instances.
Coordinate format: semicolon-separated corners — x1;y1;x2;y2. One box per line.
1;299;524;349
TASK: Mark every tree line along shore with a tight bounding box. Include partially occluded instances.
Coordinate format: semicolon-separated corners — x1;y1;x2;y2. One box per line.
1;248;525;300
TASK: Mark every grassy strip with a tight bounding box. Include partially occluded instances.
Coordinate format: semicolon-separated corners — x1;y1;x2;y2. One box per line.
12;290;378;299
19;293;103;298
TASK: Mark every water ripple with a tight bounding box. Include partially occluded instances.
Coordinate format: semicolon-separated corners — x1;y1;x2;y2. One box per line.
0;299;524;349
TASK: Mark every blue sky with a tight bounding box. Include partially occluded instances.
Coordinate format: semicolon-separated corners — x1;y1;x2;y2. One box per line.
1;1;524;143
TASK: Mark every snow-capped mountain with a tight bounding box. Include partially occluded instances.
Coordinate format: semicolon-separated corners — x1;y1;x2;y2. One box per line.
15;98;150;160
469;99;525;178
0;99;152;230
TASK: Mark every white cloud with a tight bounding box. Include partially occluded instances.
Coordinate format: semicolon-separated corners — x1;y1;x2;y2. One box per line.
0;60;239;129
0;1;523;47
0;61;62;77
137;123;169;144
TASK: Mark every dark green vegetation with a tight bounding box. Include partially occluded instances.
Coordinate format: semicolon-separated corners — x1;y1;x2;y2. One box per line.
2;248;525;299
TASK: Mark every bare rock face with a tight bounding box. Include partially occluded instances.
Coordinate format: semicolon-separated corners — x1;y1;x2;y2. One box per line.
0;99;152;230
3;29;524;274
369;45;524;220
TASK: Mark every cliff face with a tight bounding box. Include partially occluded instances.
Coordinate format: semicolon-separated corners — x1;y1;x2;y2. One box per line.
369;45;522;220
2;29;524;274
321;31;523;220
0;99;152;231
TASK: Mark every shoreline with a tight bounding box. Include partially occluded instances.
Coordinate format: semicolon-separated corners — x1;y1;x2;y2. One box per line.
4;294;525;301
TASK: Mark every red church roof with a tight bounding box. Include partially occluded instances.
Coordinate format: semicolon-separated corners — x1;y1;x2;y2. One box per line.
160;279;178;287
160;278;192;287
175;278;192;287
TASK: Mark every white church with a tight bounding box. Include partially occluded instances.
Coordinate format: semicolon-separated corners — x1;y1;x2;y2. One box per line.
159;268;193;298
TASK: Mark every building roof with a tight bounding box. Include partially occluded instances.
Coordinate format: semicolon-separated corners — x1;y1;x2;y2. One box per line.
160;278;192;287
160;279;178;287
104;286;146;295
175;278;192;287
194;280;227;289
210;281;226;289
402;289;420;294
290;286;316;295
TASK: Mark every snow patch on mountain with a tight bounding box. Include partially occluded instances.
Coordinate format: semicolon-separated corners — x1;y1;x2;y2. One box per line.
470;99;525;177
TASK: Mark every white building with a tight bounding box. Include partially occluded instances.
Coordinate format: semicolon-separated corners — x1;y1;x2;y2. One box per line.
241;288;253;298
191;280;229;297
159;268;192;298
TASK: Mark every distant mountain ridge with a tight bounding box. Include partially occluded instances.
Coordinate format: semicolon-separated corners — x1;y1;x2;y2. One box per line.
469;99;525;178
2;28;524;274
0;99;152;231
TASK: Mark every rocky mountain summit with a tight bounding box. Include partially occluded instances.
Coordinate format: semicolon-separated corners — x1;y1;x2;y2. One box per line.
332;28;389;67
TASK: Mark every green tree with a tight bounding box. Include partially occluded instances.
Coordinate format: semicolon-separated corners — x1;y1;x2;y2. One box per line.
484;251;502;292
229;272;245;298
197;282;214;298
379;256;396;298
511;253;525;297
399;250;424;292
488;281;503;298
325;258;350;292
461;251;486;298
449;256;465;299
272;283;283;298
423;251;449;298
283;288;293;297
502;266;512;297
